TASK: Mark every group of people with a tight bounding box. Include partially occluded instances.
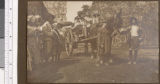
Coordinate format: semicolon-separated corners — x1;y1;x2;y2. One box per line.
73;12;98;38
69;10;144;66
95;16;143;66
27;13;63;71
27;9;144;71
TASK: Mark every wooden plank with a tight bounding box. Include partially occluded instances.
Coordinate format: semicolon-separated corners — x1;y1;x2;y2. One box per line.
78;35;98;43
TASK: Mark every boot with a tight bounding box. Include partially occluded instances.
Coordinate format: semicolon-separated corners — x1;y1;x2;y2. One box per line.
133;50;138;64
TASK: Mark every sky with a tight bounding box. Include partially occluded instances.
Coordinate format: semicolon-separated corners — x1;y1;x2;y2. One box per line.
66;1;92;22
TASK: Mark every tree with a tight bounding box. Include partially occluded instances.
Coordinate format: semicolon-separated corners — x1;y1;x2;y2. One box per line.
90;1;158;47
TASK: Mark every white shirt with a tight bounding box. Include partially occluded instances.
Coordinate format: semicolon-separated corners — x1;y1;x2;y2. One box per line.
92;17;99;24
130;25;139;36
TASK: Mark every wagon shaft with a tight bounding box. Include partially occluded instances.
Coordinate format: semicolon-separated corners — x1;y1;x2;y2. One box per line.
78;35;98;43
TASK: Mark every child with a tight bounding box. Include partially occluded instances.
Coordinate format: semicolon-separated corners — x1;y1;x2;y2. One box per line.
120;17;143;64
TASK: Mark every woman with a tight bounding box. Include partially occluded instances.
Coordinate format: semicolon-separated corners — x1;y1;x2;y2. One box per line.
96;19;115;66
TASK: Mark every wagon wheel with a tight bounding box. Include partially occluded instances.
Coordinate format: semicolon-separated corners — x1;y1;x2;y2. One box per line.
65;29;74;56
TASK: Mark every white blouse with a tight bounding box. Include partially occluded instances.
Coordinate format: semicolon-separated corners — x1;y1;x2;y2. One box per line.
130;25;139;37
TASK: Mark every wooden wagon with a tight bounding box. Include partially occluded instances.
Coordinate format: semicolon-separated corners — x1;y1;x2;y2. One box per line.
59;22;100;56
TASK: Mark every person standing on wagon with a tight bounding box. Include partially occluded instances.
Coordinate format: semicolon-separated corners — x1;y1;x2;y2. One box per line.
120;17;143;64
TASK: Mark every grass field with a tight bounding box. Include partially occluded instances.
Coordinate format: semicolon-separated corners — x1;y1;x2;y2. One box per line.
28;46;159;83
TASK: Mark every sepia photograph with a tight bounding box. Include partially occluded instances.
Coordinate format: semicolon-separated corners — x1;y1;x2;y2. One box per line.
27;1;159;83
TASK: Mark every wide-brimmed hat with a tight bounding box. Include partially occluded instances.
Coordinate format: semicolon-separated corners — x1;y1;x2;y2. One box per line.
130;17;138;25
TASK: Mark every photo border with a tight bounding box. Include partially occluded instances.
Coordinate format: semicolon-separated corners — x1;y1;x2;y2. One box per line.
18;0;160;84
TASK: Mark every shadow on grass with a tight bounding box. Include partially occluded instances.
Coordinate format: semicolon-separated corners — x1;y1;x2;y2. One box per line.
109;53;157;65
72;52;92;57
108;54;129;65
28;58;80;83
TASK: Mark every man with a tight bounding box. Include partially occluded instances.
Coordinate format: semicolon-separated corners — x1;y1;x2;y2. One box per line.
73;15;84;37
74;15;83;25
120;17;143;64
92;13;99;24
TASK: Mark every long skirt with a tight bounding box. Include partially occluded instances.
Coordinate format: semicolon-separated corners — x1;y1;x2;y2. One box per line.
97;35;112;62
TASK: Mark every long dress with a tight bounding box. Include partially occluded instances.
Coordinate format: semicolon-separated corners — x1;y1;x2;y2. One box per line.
97;17;114;62
97;27;113;61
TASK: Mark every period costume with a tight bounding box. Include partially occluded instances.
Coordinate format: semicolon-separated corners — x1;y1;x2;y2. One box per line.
120;18;143;64
128;24;143;64
97;22;114;65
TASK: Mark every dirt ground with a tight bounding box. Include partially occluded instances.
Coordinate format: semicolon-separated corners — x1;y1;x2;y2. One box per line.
27;45;159;83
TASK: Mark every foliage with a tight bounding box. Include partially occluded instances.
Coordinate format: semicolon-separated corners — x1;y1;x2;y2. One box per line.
79;1;158;47
28;1;67;26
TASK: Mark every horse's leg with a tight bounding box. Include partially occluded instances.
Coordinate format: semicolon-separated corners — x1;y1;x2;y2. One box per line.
52;41;59;63
55;48;61;62
55;51;59;63
52;46;56;63
42;41;47;63
52;45;57;63
54;52;57;63
52;51;55;63
91;40;97;59
56;53;59;62
90;42;94;59
84;42;88;55
39;40;44;64
46;40;53;64
57;49;61;61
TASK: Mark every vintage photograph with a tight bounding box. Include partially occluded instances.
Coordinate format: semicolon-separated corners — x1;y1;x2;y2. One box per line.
27;1;159;83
